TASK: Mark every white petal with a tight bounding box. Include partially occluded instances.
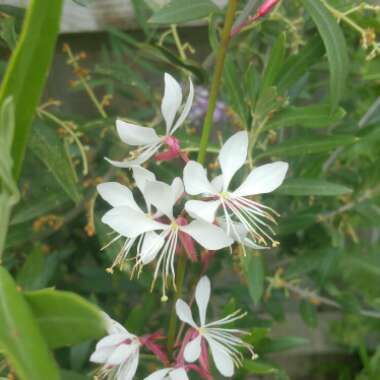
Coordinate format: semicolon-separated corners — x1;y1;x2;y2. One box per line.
144;369;171;380
102;206;165;238
183;161;216;196
211;175;224;193
97;182;139;211
195;276;211;326
96;333;129;350
219;131;248;191
233;161;289;197
103;313;129;335
107;344;135;365
171;177;184;201
116;119;160;146
175;299;197;328
105;143;161;168
206;336;234;377
132;166;156;195
180;219;233;250
144;180;176;220
170;368;189;380
162;73;183;133
184;334;202;363
118;350;139;380
170;78;194;134
185;199;221;223
139;231;165;264
90;346;114;364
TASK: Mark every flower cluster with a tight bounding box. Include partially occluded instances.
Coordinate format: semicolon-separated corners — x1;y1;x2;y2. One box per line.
91;73;289;378
91;277;255;379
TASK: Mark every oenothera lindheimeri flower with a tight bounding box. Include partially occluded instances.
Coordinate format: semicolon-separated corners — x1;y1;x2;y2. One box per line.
97;166;159;272
106;73;194;168
101;177;233;300
145;367;189;380
176;276;256;377
90;313;141;380
183;131;289;249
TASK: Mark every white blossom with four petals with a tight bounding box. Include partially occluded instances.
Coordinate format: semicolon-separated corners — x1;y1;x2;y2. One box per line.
176;276;255;377
107;73;194;168
90;313;140;380
183;131;289;249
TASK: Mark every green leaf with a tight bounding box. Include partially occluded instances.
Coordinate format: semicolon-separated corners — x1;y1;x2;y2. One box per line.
0;97;19;255
276;178;352;196
261;32;287;91
266;105;346;130
301;0;349;110
277;36;324;93
243;359;277;374
0;267;59;380
0;0;63;179
242;253;265;306
17;246;45;291
277;213;317;235
0;13;18;50
149;0;218;24
256;135;358;159
260;336;309;353
223;55;247;124
29;122;81;203
25;289;106;349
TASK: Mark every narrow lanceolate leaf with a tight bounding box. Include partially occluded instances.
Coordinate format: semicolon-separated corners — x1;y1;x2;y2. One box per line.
0;0;63;179
277;36;324;93
261;32;287;91
25;289;106;349
29;122;82;203
149;0;219;24
302;0;349;110
256;135;358;159
0;267;59;380
266;105;346;130
276;179;352;196
242;253;265;306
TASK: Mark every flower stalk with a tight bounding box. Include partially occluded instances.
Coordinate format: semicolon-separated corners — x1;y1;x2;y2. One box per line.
167;0;239;357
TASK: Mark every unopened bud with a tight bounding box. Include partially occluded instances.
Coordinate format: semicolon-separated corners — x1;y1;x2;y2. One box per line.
256;0;280;18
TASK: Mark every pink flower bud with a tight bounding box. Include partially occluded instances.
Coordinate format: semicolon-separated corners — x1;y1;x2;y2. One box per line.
256;0;280;18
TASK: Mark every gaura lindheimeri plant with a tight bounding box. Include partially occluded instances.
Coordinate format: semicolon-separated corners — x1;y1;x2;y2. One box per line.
176;276;256;377
106;73;194;167
91;313;168;380
183;131;289;250
94;71;289;378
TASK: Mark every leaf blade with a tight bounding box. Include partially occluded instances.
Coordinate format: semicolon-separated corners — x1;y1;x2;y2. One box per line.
25;289;106;349
0;267;60;380
149;0;219;24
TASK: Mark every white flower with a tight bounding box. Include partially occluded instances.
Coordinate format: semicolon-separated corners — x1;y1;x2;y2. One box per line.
101;177;233;299
145;367;189;380
90;313;140;380
183;131;288;249
176;276;256;378
106;73;194;167
97;166;159;272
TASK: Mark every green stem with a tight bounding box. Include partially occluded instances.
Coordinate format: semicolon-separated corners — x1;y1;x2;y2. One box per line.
166;0;238;355
197;0;238;165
